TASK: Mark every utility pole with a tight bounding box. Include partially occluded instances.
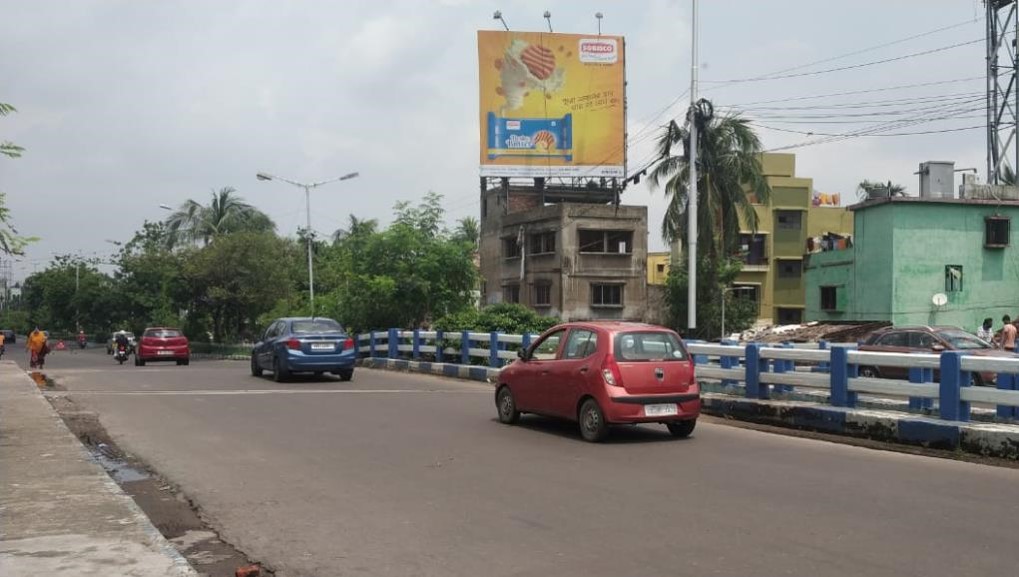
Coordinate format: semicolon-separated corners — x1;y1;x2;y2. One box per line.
985;0;1018;183
686;0;699;330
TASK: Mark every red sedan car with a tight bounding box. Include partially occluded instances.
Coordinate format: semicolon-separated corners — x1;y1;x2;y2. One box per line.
135;327;190;366
496;322;700;442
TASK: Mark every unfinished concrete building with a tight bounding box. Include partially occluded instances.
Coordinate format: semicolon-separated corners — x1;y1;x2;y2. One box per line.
479;184;648;321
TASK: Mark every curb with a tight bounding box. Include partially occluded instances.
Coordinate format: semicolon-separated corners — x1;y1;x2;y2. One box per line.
356;357;1019;460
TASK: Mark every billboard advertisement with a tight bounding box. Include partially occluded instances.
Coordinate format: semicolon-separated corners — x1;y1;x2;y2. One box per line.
478;30;626;178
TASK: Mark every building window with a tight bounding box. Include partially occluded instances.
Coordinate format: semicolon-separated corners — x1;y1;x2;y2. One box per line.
533;283;552;307
734;285;760;314
820;286;839;311
985;216;1010;247
776;210;802;230
738;233;768;265
528;231;556;254
776;308;803;325
579;230;633;254
777;259;803;278
503;284;520;303
503;237;521;258
945;265;963;292
656;263;666;273
591;284;623;307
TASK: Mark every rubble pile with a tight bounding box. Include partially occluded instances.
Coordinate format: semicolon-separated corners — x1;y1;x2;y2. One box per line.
738;321;890;343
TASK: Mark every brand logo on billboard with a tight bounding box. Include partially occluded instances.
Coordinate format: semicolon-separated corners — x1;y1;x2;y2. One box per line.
579;39;617;63
506;120;521;130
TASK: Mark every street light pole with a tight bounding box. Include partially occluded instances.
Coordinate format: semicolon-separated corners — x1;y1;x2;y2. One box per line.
256;171;360;317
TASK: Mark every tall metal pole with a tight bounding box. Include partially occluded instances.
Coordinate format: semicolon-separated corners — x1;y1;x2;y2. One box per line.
687;0;699;330
305;185;315;317
75;261;80;332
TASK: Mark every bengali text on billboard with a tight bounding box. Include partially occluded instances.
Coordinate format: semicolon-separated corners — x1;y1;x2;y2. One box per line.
478;30;626;178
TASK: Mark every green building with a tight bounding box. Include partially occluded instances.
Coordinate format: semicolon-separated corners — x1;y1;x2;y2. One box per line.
804;196;1019;330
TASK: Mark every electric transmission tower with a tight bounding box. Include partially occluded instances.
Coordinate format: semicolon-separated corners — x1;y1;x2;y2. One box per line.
986;0;1018;183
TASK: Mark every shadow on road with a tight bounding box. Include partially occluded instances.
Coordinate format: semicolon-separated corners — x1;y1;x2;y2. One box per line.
504;415;691;445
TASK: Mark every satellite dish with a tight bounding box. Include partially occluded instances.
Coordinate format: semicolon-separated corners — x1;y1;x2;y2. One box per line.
932;293;948;307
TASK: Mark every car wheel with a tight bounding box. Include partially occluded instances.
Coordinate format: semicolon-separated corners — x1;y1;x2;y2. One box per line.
273;357;290;383
858;366;879;379
251;355;263;377
338;369;353;382
496;386;520;424
666;419;696;438
136;357;146;367
182;358;190;366
578;398;608;443
314;371;324;378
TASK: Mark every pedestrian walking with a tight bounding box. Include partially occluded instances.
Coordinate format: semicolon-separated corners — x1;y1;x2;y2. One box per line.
26;327;48;369
977;317;994;342
1001;315;1017;352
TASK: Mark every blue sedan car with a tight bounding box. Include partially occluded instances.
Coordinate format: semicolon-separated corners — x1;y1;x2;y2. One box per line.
251;317;356;382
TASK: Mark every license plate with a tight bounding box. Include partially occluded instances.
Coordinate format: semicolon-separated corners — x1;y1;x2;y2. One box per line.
157;350;173;355
310;343;335;351
644;403;678;417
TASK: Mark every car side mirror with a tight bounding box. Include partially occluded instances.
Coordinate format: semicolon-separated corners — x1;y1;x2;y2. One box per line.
931;344;945;352
517;349;529;361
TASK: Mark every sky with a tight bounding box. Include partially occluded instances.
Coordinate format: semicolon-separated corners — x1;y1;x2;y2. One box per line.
0;0;995;280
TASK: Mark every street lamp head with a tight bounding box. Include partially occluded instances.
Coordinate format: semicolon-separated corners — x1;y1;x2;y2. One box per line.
158;204;173;211
339;172;360;181
256;172;273;181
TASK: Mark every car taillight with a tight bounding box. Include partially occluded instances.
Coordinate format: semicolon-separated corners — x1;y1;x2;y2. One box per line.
343;338;354;351
602;369;618;386
601;360;623;387
286;339;301;350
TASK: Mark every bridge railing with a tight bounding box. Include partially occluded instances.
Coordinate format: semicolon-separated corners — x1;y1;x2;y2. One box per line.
355;329;1019;423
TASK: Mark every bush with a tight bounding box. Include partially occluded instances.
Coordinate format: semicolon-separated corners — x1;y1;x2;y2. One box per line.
433;303;559;335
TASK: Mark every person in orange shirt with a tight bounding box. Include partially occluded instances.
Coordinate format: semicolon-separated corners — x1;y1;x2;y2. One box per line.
0;331;6;359
26;327;48;369
1000;315;1017;352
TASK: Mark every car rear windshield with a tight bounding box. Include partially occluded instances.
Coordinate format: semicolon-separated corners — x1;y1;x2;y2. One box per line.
938;329;991;350
145;329;181;338
615;331;687;361
292;319;345;334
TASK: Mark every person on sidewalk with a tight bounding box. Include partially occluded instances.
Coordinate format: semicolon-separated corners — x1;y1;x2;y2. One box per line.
1000;315;1017;352
26;327;48;369
977;317;994;343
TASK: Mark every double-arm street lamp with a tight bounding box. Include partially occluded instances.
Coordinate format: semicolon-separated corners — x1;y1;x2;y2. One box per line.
256;171;360;317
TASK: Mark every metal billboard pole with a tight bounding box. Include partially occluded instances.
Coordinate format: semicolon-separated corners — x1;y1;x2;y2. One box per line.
687;0;699;330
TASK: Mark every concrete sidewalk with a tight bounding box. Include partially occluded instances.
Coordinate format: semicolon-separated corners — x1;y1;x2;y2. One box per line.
0;362;195;576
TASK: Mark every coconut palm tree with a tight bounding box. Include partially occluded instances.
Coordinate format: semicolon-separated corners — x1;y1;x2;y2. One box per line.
648;103;772;258
454;216;480;248
331;215;378;244
856;180;907;200
164;187;275;247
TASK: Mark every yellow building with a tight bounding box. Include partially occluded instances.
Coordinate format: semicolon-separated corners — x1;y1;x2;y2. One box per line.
646;153;853;326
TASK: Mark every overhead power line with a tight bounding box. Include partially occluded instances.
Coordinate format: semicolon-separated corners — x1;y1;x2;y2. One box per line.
721;76;985;107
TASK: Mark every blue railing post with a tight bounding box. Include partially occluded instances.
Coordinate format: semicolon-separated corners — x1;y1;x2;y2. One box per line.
489;331;500;368
435;330;444;363
772;343;793;394
815;340;830;373
907;367;934;413
996;372;1018;420
388;328;398;359
720;339;738;388
412;329;421;360
461;330;470;365
745;343;767;399
522;332;532;351
369;331;377;359
939;351;970;421
830;346;857;407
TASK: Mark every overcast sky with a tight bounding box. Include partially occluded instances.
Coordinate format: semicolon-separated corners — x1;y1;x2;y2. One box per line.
1;0;991;280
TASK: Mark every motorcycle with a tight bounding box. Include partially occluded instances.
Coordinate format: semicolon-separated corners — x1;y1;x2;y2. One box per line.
114;344;129;365
77;336;87;350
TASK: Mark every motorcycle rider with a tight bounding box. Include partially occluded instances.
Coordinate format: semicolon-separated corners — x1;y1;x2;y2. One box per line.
114;331;130;356
77;330;87;349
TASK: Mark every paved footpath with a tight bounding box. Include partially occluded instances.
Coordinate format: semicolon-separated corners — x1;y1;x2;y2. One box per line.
0;361;195;576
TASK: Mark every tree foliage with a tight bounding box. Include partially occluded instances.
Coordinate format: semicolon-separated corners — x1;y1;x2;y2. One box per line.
649;102;772;257
0;101;35;255
663;256;756;341
165;187;276;248
856;179;907;200
433;303;558;335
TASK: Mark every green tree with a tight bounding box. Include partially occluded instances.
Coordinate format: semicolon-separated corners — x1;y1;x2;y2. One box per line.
181;232;297;341
320;193;477;332
22;256;116;334
331;215;378;244
434;303;558;335
165;187;275;248
453;216;480;248
0;101;36;255
649;102;772;257
113;222;189;332
856;179;906;200
662;256;756;340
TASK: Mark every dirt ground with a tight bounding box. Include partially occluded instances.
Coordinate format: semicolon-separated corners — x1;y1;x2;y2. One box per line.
46;393;273;577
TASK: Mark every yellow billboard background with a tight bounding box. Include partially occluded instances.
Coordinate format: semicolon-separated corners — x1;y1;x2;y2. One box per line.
478;30;626;178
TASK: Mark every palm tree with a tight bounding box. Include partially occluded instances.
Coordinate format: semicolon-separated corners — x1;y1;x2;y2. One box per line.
331;215;378;244
165;187;275;247
649;104;772;258
856;180;906;200
454;216;480;248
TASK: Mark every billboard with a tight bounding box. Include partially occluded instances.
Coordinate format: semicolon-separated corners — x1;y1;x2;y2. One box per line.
478;30;626;178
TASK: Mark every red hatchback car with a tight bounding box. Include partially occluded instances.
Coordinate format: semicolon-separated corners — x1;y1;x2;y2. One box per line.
135;327;190;366
496;322;700;442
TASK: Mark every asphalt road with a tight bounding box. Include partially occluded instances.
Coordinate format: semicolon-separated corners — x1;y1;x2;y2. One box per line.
22;347;1019;577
